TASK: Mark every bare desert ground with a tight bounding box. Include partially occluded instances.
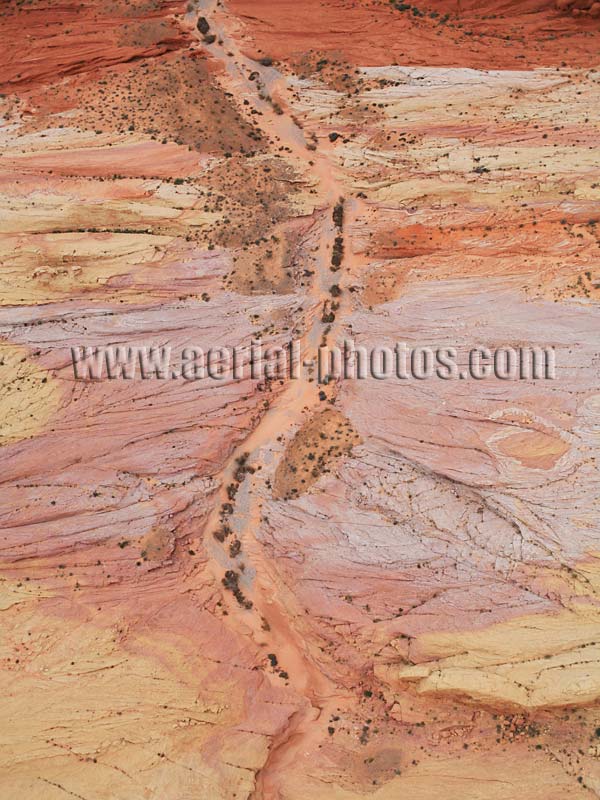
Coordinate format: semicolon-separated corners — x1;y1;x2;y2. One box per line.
0;1;599;798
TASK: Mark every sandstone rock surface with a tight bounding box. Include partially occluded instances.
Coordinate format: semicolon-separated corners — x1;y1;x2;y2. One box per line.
0;0;599;798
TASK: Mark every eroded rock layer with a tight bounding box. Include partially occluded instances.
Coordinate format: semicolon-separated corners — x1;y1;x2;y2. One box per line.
0;0;599;798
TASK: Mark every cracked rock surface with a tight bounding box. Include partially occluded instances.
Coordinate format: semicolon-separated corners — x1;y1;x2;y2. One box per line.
0;0;599;798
